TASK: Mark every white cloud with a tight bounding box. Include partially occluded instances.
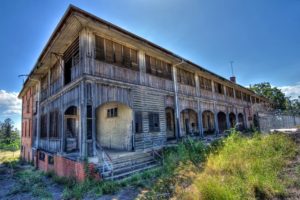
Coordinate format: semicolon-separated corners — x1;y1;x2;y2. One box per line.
0;90;22;116
279;83;300;100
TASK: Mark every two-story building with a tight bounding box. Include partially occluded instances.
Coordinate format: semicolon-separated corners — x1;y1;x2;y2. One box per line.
19;5;270;180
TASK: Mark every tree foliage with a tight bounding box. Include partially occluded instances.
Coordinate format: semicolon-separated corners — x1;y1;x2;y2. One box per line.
0;118;20;151
250;82;287;110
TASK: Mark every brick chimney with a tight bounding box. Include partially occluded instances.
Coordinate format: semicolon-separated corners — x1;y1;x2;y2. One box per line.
230;76;236;83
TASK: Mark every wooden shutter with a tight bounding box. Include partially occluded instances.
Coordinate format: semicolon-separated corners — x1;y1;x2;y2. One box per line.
145;55;151;73
130;49;138;70
95;36;105;61
114;42;123;65
105;39;114;63
123;46;131;67
150;57;156;75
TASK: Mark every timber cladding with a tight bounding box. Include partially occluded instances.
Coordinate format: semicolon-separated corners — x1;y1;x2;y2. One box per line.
18;5;272;179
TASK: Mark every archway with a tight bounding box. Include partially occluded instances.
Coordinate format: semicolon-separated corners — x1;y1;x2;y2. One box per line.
238;113;245;130
96;102;133;151
64;106;79;153
165;107;175;140
217;111;227;133
180;109;198;136
202;110;215;135
229;112;236;128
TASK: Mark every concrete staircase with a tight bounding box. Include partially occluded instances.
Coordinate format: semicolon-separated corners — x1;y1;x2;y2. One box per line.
97;150;161;180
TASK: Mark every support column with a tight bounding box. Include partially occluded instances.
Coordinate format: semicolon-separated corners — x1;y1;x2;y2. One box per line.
92;82;97;156
226;111;230;129
79;81;87;158
197;100;204;137
36;82;41;149
172;65;181;139
213;102;219;135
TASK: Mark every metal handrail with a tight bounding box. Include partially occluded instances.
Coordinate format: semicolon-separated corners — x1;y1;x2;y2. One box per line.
96;143;114;177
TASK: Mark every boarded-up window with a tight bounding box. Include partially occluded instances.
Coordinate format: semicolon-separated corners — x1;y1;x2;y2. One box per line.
177;68;195;86
242;93;247;101
105;40;114;63
145;55;172;79
95;36;139;71
236;90;242;99
49;110;59;138
40;114;47;138
95;36;105;61
226;87;234;97
135;112;143;133
214;82;224;94
123;46;131;68
114;42;123;64
199;76;212;91
149;112;160;132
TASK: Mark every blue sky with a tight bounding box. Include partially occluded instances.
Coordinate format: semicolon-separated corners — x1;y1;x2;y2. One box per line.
0;0;300;130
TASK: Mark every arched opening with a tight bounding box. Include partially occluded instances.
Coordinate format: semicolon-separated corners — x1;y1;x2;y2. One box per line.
64;106;79;153
229;112;236;128
180;109;198;137
165;107;175;140
217;111;227;133
202;110;215;135
238;113;245;130
96;102;133;151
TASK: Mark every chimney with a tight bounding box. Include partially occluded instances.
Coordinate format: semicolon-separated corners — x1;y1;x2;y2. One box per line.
230;76;236;83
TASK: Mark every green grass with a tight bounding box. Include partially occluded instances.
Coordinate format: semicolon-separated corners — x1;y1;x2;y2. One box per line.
0;150;20;164
142;131;297;200
8;168;52;199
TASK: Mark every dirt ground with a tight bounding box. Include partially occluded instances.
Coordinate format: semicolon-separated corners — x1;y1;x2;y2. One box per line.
0;164;142;200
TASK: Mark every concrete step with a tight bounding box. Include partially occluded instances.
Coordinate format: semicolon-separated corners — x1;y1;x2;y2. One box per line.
106;164;159;180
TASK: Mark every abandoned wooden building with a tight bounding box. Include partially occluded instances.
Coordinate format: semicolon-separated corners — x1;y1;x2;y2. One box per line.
19;5;270;180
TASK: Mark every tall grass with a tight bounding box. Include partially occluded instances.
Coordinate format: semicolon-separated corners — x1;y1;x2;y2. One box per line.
180;132;296;199
143;131;296;200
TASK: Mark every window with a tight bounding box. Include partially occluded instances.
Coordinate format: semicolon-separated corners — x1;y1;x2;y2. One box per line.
145;55;172;79
63;37;79;85
87;105;93;140
95;36;139;71
214;82;224;94
48;155;54;165
40;114;47;138
236;90;242;99
135;112;143;133
107;108;118;118
226;87;234;97
242;93;247;101
177;68;195;86
39;152;45;161
149;112;160;132
26;100;30;114
49;110;59;138
199;76;212;91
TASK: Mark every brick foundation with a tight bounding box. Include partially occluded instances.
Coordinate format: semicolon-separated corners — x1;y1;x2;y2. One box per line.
36;150;100;181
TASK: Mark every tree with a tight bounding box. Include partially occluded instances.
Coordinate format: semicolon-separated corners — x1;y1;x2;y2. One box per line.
250;82;287;110
0;118;20;150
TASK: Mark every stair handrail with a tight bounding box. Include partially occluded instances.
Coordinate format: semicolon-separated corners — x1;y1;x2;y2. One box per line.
96;143;114;175
151;148;164;165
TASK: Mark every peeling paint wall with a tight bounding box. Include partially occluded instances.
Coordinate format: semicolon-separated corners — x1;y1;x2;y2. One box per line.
96;102;133;151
